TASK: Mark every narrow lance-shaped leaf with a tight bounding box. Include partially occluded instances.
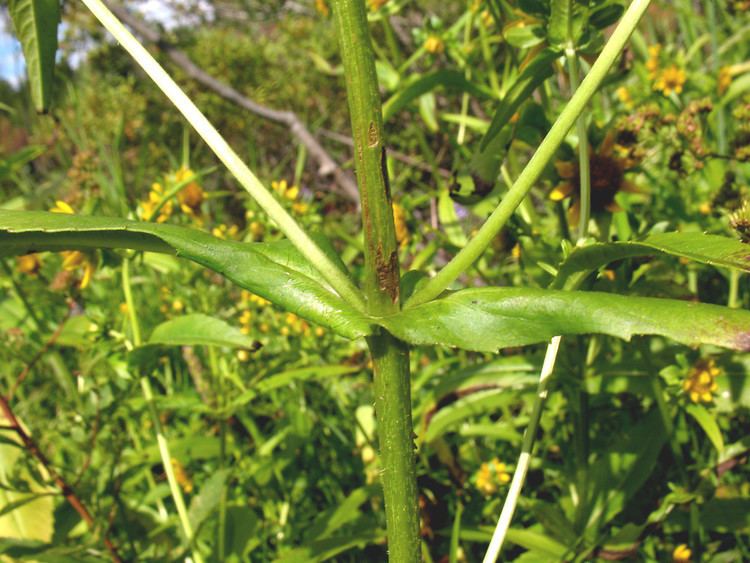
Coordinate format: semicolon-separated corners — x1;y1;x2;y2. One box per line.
0;210;371;339
453;49;559;202
8;0;60;112
382;70;492;122
555;232;750;289
147;314;258;349
381;287;750;352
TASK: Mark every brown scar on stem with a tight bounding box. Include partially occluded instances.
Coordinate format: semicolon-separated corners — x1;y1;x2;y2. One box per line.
367;121;379;147
376;246;400;303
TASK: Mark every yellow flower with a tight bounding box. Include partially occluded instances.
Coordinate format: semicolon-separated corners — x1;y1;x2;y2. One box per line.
49;201;96;289
139;182;174;223
272;179;299;201
683;358;720;403
654;65;687;96
672;543;692;563
212;223;239;239
50;200;75;214
242;290;270;307
475;458;511;495
16;254;42;276
550;132;641;222
616;86;633;108
368;0;387;11
171;458;193;493
424;35;444;54
249;221;264;240
239;309;252;334
237;349;251;362
392;202;409;247
314;0;329;16
174;166;204;217
646;44;661;79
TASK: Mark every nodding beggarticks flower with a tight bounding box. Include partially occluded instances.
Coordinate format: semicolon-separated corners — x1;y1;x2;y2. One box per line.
672;543;692;563
424;35;445;54
50;201;96;289
16;254;42;276
170;458;193;494
174;166;205;218
729;201;750;243
139;182;174;223
272;179;299;201
314;0;329;17
211;223;240;239
550;132;641;222
368;0;388;11
654;65;687;96
646;44;661;79
474;458;511;495
683;358;720;403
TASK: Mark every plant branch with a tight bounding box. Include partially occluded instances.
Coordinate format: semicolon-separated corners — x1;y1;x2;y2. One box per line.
406;0;653;308
82;0;366;313
482;336;562;563
107;2;360;202
0;393;123;562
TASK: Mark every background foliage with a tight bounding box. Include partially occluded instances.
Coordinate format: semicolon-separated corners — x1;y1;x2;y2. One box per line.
1;0;750;561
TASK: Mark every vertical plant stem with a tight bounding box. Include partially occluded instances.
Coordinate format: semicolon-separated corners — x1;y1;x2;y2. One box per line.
82;0;366;313
706;0;727;154
332;1;420;560
566;49;591;241
122;259;203;563
728;269;740;308
406;0;653;308
482;336;562;563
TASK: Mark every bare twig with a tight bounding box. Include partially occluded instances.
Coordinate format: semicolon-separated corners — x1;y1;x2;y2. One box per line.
8;305;72;401
318;128;452;178
107;1;360;202
0;394;122;562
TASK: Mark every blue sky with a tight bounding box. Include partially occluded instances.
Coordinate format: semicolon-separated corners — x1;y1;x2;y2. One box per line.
0;16;24;87
0;1;213;89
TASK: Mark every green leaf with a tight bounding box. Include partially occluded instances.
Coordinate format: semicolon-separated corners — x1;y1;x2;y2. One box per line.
548;0;572;46
147;314;257;349
383;287;750;352
438;190;468;247
459;49;558;195
556;232;750;289
0;430;54;543
274;526;384;563
0;210;371;339
685;404;724;454
303;487;375;542
188;469;231;532
382;70;491;122
8;0;60;112
585;410;666;528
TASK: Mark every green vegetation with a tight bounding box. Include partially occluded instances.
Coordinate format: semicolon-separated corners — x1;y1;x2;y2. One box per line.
1;0;750;561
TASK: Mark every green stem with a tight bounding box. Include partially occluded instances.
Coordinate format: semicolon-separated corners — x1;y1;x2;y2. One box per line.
728;269;740;308
706;0;728;154
332;1;419;560
406;0;653;308
566;48;591;241
482;336;562;563
122;259;203;563
82;0;366;313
